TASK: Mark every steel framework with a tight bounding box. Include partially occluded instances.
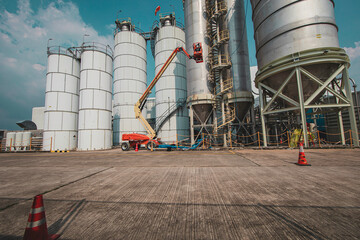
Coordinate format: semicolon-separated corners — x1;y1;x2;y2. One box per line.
256;48;359;148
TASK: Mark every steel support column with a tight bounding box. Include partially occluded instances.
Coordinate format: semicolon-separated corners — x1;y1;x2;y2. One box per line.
343;67;360;146
258;84;267;147
189;106;195;145
296;67;309;148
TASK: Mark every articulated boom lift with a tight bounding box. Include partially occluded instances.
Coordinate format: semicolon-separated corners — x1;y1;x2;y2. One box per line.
121;43;203;151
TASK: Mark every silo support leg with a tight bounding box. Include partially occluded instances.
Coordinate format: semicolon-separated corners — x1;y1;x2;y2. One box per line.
296;67;309;148
259;85;267;147
338;110;346;145
343;67;360;147
189;106;195;146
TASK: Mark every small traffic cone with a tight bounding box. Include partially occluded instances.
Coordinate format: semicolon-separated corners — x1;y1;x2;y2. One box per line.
23;195;60;240
295;142;311;166
135;143;139;152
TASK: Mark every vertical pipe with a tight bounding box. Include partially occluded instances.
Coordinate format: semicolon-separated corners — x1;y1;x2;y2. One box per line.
190;106;195;145
257;131;260;149
343;67;360;146
50;137;52;152
30;137;32;151
349;130;353;148
287;131;290;148
258;85;267;147
296;67;309;148
202;132;205;149
176;134;178;150
338;110;345;145
10;138;12;151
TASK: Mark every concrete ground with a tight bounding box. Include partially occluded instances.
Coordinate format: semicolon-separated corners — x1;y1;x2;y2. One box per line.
0;148;359;239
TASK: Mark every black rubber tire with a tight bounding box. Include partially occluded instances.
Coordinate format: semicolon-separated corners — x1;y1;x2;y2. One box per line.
121;142;130;151
146;142;156;151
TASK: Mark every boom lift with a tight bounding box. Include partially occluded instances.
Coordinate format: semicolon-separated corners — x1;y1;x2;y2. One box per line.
121;43;203;151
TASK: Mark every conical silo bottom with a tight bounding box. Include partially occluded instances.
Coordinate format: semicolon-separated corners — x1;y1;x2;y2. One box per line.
193;104;213;123
234;102;252;122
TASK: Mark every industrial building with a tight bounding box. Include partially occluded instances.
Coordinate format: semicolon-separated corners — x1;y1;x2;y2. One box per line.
1;0;359;152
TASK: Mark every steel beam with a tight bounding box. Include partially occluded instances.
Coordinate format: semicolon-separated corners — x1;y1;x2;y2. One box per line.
305;65;345;105
259;85;267;147
343;67;360;147
296;67;309;148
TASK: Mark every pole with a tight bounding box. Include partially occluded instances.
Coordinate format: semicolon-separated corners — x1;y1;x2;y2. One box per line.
176;134;178;150
287;131;290;148
349;130;353;148
296;67;309;148
30;137;32;151
317;130;321;148
258;132;261;149
343;67;359;146
50;137;53;152
202;132;205;150
10;138;12;151
258;85;268;147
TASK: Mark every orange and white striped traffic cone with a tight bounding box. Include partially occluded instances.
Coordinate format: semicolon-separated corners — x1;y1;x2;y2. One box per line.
295;142;311;166
135;143;139;152
23;195;60;240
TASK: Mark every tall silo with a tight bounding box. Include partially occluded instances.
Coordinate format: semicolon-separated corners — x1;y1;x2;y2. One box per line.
154;14;189;143
78;43;113;150
43;47;80;151
183;0;214;144
113;20;147;145
225;0;253;121
251;0;359;147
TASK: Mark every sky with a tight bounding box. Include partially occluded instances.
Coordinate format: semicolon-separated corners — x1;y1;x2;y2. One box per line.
0;0;359;130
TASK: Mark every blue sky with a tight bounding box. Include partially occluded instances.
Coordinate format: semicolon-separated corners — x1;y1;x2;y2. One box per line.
0;0;359;130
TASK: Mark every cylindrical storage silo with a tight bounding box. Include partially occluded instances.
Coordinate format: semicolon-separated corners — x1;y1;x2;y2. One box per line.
225;0;253;120
113;21;147;145
15;132;23;150
78;43;113;150
154;15;189;143
183;0;214;123
43;47;80;151
22;132;32;150
6;132;15;151
251;0;340;99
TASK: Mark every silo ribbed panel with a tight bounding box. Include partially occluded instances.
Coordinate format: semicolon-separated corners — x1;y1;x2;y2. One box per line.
113;31;147;145
155;26;189;143
43;53;80;151
78;50;113;150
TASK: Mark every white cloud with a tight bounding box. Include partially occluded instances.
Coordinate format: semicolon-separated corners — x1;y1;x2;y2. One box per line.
32;64;46;71
250;66;259;95
344;41;360;60
0;0;113;130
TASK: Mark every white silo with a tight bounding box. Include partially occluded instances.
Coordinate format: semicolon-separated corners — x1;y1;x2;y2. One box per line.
154;14;189;143
22;132;32;150
113;20;147;145
78;43;113;150
43;46;80;151
6;132;16;151
15;132;23;151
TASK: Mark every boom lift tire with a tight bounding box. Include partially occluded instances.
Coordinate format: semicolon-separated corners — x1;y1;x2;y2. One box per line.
121;142;130;151
146;142;157;151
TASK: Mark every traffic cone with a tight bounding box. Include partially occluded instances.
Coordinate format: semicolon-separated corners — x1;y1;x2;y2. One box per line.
135;143;138;152
23;195;60;240
295;142;311;166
